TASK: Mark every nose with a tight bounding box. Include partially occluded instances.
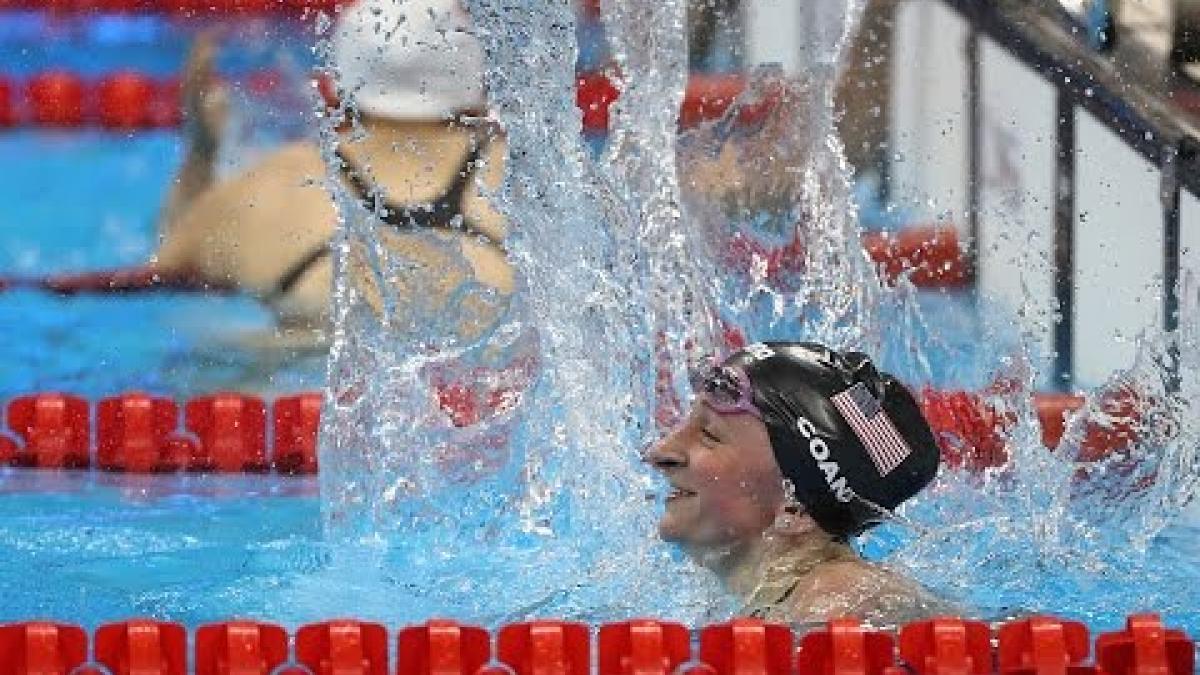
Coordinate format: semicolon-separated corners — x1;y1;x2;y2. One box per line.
643;429;687;472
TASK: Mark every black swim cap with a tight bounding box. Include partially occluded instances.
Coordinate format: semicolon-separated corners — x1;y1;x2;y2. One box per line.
723;342;939;538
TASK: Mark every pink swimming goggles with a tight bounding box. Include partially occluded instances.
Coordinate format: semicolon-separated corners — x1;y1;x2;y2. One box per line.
688;363;764;420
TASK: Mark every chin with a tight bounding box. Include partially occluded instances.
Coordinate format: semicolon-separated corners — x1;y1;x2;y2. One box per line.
657;523;718;559
657;518;683;543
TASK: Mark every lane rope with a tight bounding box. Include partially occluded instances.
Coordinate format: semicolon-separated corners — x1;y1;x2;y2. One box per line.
0;384;1138;475
0;615;1190;675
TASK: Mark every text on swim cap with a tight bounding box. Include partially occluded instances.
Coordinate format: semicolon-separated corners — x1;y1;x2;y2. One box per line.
794;415;854;503
744;343;775;361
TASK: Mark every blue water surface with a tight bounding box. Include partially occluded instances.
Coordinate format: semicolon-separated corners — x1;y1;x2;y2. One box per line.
0;471;322;624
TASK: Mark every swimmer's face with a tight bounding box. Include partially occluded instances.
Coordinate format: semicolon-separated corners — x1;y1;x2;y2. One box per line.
645;399;785;553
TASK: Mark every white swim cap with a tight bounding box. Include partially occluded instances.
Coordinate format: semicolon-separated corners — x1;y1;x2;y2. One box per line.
332;0;486;120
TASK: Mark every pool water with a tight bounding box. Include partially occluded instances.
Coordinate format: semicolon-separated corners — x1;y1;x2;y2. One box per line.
0;471;1196;632
0;471;321;624
0;10;1197;645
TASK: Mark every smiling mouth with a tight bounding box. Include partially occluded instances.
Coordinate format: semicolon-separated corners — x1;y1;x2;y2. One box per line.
666;487;696;502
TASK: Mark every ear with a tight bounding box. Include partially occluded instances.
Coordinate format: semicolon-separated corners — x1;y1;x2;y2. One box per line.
771;502;820;536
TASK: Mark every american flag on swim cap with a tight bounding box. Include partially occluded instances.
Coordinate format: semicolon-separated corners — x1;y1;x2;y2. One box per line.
831;382;912;477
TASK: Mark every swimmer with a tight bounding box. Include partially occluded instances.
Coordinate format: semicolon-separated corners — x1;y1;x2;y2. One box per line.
38;0;511;340
646;341;953;626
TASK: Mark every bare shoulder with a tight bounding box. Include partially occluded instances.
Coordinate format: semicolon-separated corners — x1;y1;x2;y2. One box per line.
203;142;333;225
156;140;336;273
237;141;328;187
786;560;953;626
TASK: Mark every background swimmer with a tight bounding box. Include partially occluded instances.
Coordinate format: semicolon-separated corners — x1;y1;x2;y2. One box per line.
646;341;953;625
35;0;511;343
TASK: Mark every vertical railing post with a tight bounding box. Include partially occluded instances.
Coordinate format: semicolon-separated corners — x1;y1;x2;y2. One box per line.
1160;139;1198;394
1162;144;1181;371
1053;89;1076;390
966;26;981;273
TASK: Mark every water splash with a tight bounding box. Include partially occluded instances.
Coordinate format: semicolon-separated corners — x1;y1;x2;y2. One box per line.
674;0;883;363
595;0;718;431
1058;279;1200;546
311;0;529;541
305;0;732;624
302;0;983;627
304;0;1200;633
454;0;725;622
879;274;1200;629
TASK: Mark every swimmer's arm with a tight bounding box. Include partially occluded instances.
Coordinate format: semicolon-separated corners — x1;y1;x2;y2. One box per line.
158;153;217;238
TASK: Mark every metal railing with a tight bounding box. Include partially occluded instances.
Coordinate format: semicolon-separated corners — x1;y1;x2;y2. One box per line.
940;0;1200;387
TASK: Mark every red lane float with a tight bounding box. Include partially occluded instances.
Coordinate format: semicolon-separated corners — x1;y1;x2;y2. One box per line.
899;617;993;675
498;621;591;675
796;617;897;675
97;392;180;472
0;614;1191;675
0;77;15;127
397;620;490;675
862;227;972;289
27;71;85;127
185;392;268;472
720;226;970;291
997;616;1094;674
273;391;322;475
920;388;1143;472
0;390;316;475
6;392;90;468
1095;614;1195;675
94;620;188;675
598;620;690;675
0;70;789;135
576;71;620;134
919;388;1011;472
5;71;189;131
0;69;626;131
677;73;750;129
297;620;389;675
194;621;289;675
698;620;794;675
0;622;88;675
95;71;157;129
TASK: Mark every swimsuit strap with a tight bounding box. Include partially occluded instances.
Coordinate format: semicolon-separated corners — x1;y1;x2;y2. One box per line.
743;575;805;620
265;130;504;303
334;132;501;246
265;242;332;303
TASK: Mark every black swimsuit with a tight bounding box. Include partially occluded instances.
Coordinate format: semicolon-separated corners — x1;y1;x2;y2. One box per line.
265;135;502;302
